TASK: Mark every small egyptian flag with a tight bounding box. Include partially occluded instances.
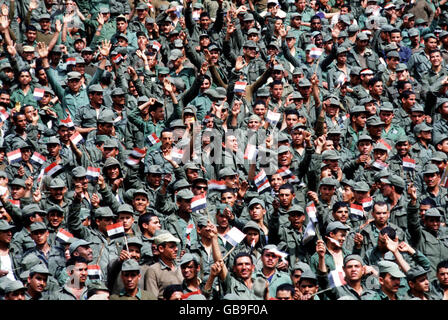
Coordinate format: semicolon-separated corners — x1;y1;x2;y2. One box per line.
30;152;46;165
0;109;8;122
306;202;317;222
87;265;101;280
402;157;416;171
310;47;323;59
244;144;257;161
106;222;125;240
266;110;281;126
33;87;45;100
70;131;84;145
328;270;347;288
152;41;162;51
254;169;271;193
8;199;20;207
7;149;22;164
234;81;247;93
56;228;73;243
171;147;184;164
60;115;74;128
303;220;316;244
362;197;373;212
223;227;246;247
191;194;207;212
146;133;160;147
44;162;64;177
66;57;76;65
112;53;123;64
86;166;101;181
207;179;226;191
372;160;388;170
350;203;364;219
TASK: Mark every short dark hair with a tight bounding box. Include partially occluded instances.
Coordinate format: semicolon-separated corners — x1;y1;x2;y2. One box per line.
437;260;448;272
421;197;437;207
66;256;88;267
332;201;349;214
234;252;253;265
400;90;415;100
373;201;389;212
380;226;396;239
276;283;295;295
279;183;295;194
163;284;183;300
138;212;158;231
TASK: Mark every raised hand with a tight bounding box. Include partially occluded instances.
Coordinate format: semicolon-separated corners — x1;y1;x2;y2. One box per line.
99;39;111;56
235;56;247;72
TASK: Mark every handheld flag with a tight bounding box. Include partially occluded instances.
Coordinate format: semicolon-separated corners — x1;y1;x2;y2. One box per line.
0;109;8;122
254;169;271;193
33;87;45;100
244;144;257;161
87;265;101;280
207;179;226;191
44;162;64;177
70;131;84;146
146;133;160;147
171;147;184;164
191;194;207;212
60;115;74;128
66;57;76;65
361;197;373;212
234;81;247;93
309;47;323;59
223;227;246;247
328;270;347;288
56;228;73;243
266;110;281;126
350;203;364;219
30;152;46;166
402;157;416;171
7;149;22;164
106;222;126;239
86;166;101;181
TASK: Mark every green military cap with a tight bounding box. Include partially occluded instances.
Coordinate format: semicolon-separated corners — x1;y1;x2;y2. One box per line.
30;222;47;233
292;261;310;272
170;119;186;129
39;13;51;20
350;66;361;76
184;105;197;115
277;145;291;154
243;40;257;48
350;105;366;114
386;50;400;59
149;229;170;241
103;139;119;149
179;252;200;266
292;123;307;131
408;28;419;37
341;178;355;189
121;259;140;272
287;205;305;215
0;62;12;70
374;169;390;181
173;179;191;191
29;263;51;276
323;33;333;42
249;198;265;209
440;30;448;39
403;13;415;19
413;122;432;135
22;204;46;217
422;163;439;175
243;220;261;233
438;98;448;108
348;24;359;34
176;188;194;200
256;87;270;97
329;96;341;106
339;14;350;25
353;181;370;192
395;63;408;72
366;116;385;127
431;151;447;162
322;150;340;160
5;280;26;294
12;140;31;150
207;43;220;51
327;127;342;136
298;78;312;87
81;47;93;54
75;56;86;64
10;178;26;188
218;167;237;178
49;178;66;188
199;31;209;38
380;174;405;189
79;208;91;221
243;13;255;21
435;133;448;145
424;207;442;218
290;12;301;19
336;46;348;55
99;6;110;13
41;86;55;96
406;266;428;281
285;30;295;38
359;96;375;106
169;49;183;61
154;232;180;245
145;164;164;174
94;207;115;218
158;67;170;75
103;157;122;170
136;2;149;10
145;17;155;24
111;87;126;96
170;29;180;37
117;203;134;215
416;18;427;25
133;189;149;198
197;216;209;228
0;220;15;231
358;134;373;143
338;30;348;38
423;33;436;40
173;39;183;48
67;71;82;80
215;202;231;214
292;67;303;75
71;166;87;177
395;135;408;144
248;114;261;122
126;236;143;248
299;269;317;282
192;2;203;9
343;254;363;266
273;64;284;72
326;221;350;234
69;239;92;255
46;204;64;215
378;261;405;278
278;131;290;142
0;171;6;178
97;109;115;124
380;102;394;112
356;32;369;41
319;177;339;187
305;44;315;52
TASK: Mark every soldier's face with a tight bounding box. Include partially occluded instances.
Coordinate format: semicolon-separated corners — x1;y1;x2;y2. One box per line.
50;187;66;201
278;151;292;166
31;229;49;245
159;242;178;261
181;261;199;280
319;185;335;201
343;260;363;281
11;186;25;199
372;204;390;226
424;216;441;232
270;174;284;191
233;256;254;280
279;189;294;207
249;204;265;222
410;275;430;293
380;274;401;294
133;195;149;213
121;271;141;291
395;141;409;156
221;192;236;205
0;230;12;245
118;213;134;231
286;115;299;129
288;212;305;229
333;206;349;224
5;290;26;300
423;172;440;188
28;273;48;293
70;262;88;285
299;280;318;295
216;213;229;228
145;217;161;236
342;186;354;202
437;267;448;287
262;251;279;269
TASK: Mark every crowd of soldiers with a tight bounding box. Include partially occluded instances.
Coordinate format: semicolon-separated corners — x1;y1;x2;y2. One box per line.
0;0;448;301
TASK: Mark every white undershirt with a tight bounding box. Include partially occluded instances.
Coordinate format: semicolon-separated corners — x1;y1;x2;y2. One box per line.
0;254;16;281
